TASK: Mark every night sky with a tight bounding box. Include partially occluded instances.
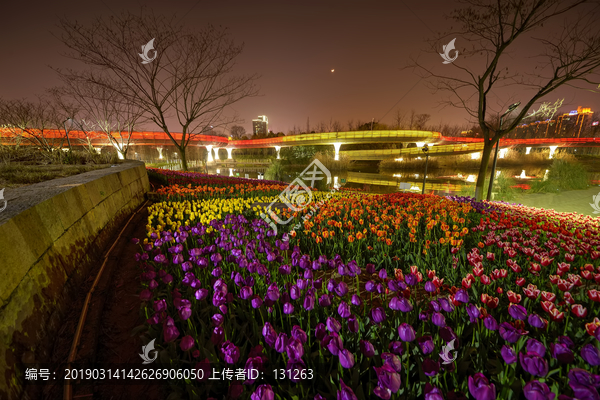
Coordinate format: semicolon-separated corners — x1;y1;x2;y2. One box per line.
1;0;599;134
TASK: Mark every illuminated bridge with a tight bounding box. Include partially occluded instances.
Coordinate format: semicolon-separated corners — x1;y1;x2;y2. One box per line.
2;128;599;161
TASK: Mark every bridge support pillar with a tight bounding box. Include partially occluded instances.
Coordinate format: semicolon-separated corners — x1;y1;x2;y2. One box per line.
157;147;164;160
206;145;214;163
526;147;531;155
274;146;281;159
226;147;234;160
499;148;508;159
549;146;558;159
333;143;342;161
213;147;220;161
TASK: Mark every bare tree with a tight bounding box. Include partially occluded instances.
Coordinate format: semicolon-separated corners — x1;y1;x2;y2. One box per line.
230;125;246;140
55;9;259;170
410;0;600;200
347;119;355;131
332;120;343;132
0;97;65;152
393;109;406;129
50;76;145;159
408;110;416;129
414;113;431;130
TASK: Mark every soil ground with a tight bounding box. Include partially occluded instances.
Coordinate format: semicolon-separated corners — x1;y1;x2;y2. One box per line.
30;180;169;400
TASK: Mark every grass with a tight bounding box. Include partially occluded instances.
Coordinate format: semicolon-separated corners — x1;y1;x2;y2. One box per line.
0;146;119;187
312;151;353;172
528;158;590;193
265;160;285;181
456;172;520;202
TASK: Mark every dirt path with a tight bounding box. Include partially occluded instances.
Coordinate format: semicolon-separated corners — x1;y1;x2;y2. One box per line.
33;203;168;400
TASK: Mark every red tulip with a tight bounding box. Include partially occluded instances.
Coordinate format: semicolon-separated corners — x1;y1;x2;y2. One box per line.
515;278;526;287
529;263;541;274
557;279;574;292
587;289;600;302
582;270;594;280
507;291;522;304
541;291;556;302
564;292;575;305
427;270;436;279
499;269;508;278
584;264;595;272
473;266;484;277
585;318;600;336
548;308;565;322
496;287;503;294
549;275;560;284
486;252;495;261
487;297;499;309
432;276;444;288
595;273;600;284
540;257;554;267
565;253;575;262
567;274;582;287
481;293;491;304
571;304;588;318
480;275;491;285
462;278;472;289
591;250;600;260
541;301;556;313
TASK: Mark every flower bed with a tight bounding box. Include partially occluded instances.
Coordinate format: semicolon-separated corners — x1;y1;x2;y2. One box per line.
133;174;600;400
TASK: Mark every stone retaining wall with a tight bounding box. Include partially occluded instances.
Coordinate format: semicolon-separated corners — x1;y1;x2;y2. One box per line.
0;161;149;399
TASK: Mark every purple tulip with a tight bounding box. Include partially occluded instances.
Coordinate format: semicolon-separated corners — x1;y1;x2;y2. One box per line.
468;373;496;400
360;340;376;357
373;386;391;399
425;383;445;400
501;345;517;364
405;273;417;286
240;286;253;300
337;378;358;400
499;322;524;343
557;336;575;349
398;323;416;342
283;302;294;314
390;297;413;312
314;395;325;400
335;282;349;297
251;296;263;309
195;288;209;301
163;317;180;343
267;284;280;301
291;325;307;344
371;307;387;324
327;333;343;356
366;281;376;292
290;285;301;300
374;363;401;393
381;353;402;373
148;279;158;289
425;281;436;292
303;294;315;311
338;302;351;318
327;317;342;333
526;338;546;357
212;313;224;326
422;358;440;376
484;315;498;331
286;338;304;361
520;352;549;377
523;380;555;400
549;343;574;364
319;294;332;307
528;313;546;329
417;336;434;355
351;294;362;307
508;304;528;321
432;312;447;327
339;349;355;368
455;289;469;303
154;299;167;313
438;297;455;313
569;383;600;400
275;333;289;353
430;300;441;312
466;303;480;323
251;384;274;400
211;326;224;345
244;356;263;384
388;341;404;356
315;323;327;341
180;335;195;351
348;315;359;333
581;344;600;366
262;322;277;348
567;368;600;388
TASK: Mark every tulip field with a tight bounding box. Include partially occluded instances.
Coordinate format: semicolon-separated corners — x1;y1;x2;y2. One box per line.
135;169;600;400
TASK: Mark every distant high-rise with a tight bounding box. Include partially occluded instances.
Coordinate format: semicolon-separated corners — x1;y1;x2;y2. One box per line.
252;115;268;135
511;106;595;139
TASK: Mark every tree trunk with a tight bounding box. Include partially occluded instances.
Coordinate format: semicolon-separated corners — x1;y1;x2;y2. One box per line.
474;139;496;201
179;146;189;171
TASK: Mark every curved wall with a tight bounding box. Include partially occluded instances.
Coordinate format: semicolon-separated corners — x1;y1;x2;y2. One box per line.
0;161;149;399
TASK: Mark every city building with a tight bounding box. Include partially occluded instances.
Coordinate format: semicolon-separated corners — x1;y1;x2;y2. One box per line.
510;106;596;139
252;115;268;136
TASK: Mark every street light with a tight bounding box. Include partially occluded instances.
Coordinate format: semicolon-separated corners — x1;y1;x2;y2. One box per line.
421;144;429;194
487;102;520;201
62;118;74;153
